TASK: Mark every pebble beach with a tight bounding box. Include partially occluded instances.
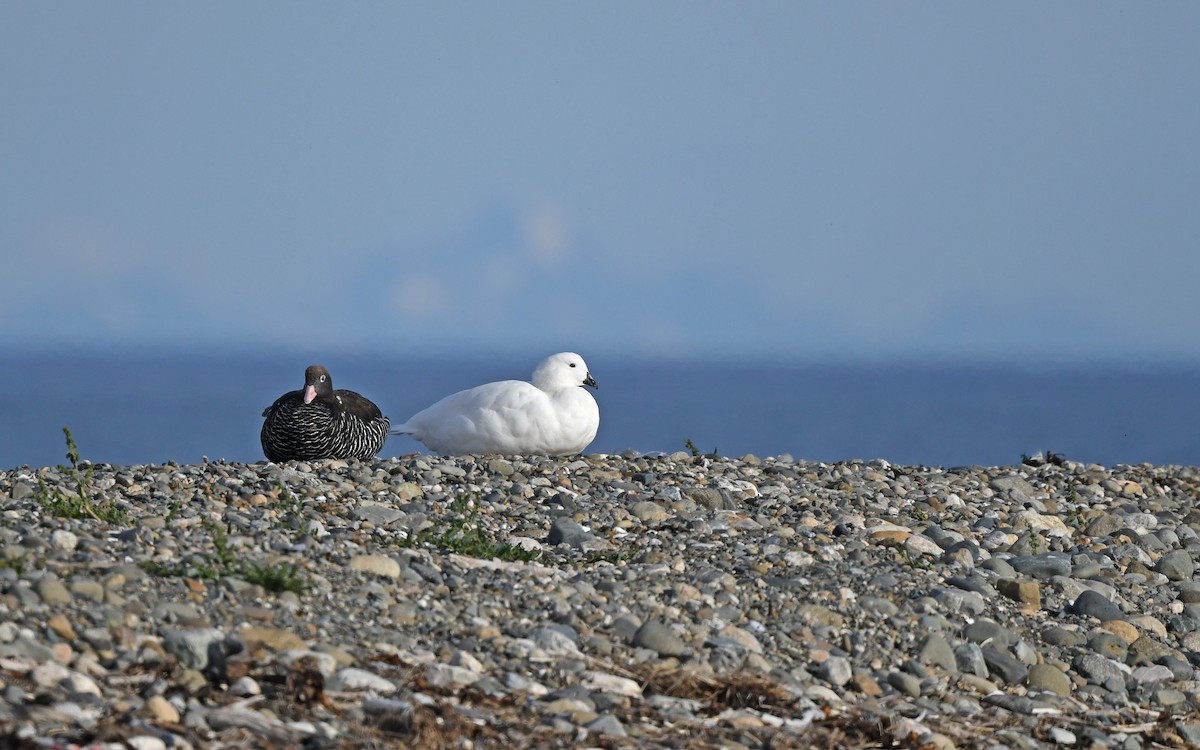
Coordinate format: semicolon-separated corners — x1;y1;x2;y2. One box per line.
2;452;1200;749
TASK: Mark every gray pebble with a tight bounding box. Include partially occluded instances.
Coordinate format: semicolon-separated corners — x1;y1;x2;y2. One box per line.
954;643;988;678
1026;663;1072;696
547;518;592;548
990;476;1037;503
631;620;686;657
886;670;922;697
1084;514;1123;537
351;504;405;526
1129;665;1173;685
964;619;1012;648
982;646;1029;685
1070;590;1125;622
35;577;71;606
161;628;225;670
1009;553;1072;579
1041;626;1086;647
979;558;1018;578
918;633;957;674
1072;653;1127;691
533;627;583;657
817;656;853;686
585;714;627;737
1087;632;1129;661
1156;550;1194;581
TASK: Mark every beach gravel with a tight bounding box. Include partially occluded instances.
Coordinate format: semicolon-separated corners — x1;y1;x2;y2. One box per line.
3;452;1200;747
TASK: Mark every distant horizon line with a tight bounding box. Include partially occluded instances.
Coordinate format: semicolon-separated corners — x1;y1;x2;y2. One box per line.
3;338;1198;372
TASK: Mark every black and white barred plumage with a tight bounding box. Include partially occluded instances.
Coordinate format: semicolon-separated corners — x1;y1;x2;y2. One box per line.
260;365;390;462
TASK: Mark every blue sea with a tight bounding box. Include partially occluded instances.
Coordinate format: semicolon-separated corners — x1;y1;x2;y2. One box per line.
2;349;1197;470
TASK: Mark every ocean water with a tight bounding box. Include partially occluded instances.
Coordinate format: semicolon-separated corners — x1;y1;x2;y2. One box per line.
1;349;1197;470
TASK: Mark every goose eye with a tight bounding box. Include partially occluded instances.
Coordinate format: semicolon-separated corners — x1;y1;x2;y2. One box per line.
569;363;576;368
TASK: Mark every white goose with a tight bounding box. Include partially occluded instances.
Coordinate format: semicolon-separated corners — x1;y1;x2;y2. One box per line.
391;352;599;456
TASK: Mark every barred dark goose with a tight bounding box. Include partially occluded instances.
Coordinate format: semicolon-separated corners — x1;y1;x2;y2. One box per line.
260;365;390;462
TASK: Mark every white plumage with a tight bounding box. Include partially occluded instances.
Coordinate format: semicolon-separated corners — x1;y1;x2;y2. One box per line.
391;352;600;456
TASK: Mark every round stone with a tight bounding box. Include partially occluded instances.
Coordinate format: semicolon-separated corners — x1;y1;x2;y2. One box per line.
632;620;686;657
1027;663;1072;696
348;554;401;578
35;577;71;606
146;695;180;723
1157;550;1194;582
1071;590;1125;622
1100;620;1140;644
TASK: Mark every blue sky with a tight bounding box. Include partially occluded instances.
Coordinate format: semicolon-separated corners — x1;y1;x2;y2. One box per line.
3;3;1198;363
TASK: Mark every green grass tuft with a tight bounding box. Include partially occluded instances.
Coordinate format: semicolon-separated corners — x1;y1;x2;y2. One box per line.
36;427;128;524
141;519;308;594
400;493;542;562
239;560;307;594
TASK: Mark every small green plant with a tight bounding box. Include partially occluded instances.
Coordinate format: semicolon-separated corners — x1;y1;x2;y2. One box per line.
896;545;930;570
574;546;638;566
140;559;194;578
205;520;237;568
141;519;307;594
275;481;307;531
36;427;128;524
240;561;306;594
684;438;718;458
400;493;541;562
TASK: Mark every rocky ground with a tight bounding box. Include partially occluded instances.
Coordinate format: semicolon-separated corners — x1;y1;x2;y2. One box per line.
2;450;1200;749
